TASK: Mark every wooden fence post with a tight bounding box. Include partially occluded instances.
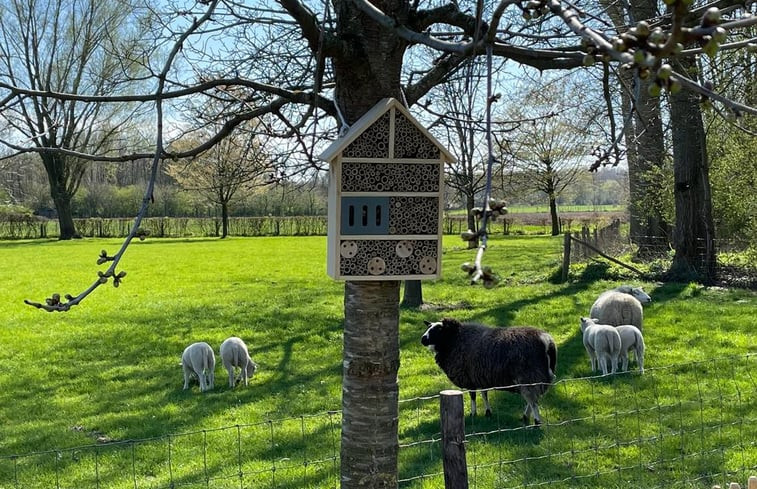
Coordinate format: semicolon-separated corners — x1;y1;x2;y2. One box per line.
562;233;571;283
440;390;468;489
748;475;757;489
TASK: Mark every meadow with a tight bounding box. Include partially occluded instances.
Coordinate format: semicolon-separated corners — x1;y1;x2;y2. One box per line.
0;235;754;488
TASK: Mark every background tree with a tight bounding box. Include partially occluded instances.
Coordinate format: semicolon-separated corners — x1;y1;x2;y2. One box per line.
0;0;150;239
166;125;274;238
427;58;496;248
599;0;671;248
500;80;600;235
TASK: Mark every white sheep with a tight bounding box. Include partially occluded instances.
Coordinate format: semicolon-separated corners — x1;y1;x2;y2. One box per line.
615;325;645;373
580;317;621;375
220;337;258;388
181;342;215;392
589;285;651;331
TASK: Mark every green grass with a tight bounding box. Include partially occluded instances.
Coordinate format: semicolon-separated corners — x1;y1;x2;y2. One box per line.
0;235;755;488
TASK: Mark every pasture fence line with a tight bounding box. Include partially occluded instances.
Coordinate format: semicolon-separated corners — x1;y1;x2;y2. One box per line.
0;216;331;239
0;213;629;239
1;355;755;489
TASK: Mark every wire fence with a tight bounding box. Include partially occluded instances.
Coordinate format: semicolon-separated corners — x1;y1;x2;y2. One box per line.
2;355;754;488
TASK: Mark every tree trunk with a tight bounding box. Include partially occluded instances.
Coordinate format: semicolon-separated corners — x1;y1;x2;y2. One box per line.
341;281;400;488
221;201;229;239
549;194;560;236
401;280;423;308
601;0;670;250
332;6;408;485
41;153;81;240
667;57;717;283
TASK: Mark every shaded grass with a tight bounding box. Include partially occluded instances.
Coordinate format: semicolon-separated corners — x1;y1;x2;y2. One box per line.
0;235;755;488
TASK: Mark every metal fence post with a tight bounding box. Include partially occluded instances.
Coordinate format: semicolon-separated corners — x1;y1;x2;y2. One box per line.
440;390;468;489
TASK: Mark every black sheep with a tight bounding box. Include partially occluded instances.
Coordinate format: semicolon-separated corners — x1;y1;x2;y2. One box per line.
421;317;557;425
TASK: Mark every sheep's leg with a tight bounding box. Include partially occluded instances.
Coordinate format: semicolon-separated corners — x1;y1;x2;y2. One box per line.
208;368;214;390
521;389;542;426
599;355;609;375
227;365;235;388
637;347;644;373
183;364;192;390
620;352;629;372
241;360;249;386
482;390;492;417
469;391;477;417
197;369;206;392
611;353;619;374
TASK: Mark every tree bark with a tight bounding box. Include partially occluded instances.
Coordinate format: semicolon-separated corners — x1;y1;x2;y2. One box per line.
549;194;560;236
41;154;82;240
342;281;400;488
667;57;717;283
221;201;229;239
401;280;423;308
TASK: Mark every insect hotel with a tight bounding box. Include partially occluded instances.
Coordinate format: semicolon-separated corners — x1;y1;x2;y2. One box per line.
320;98;455;280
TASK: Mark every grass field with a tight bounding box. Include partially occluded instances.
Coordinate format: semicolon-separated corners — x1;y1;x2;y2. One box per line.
0;235;754;488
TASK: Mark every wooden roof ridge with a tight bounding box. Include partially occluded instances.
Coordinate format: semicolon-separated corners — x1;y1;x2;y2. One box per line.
318;98;456;163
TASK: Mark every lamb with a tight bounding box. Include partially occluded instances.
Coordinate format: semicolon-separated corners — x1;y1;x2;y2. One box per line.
615;325;645;373
589;285;651;330
580;317;621;375
219;336;258;388
421;318;557;425
181;342;216;392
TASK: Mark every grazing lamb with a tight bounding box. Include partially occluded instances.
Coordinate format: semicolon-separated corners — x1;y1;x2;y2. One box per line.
590;285;652;330
580;317;621;375
219;336;258;388
181;342;215;392
615;325;645;373
421;318;557;425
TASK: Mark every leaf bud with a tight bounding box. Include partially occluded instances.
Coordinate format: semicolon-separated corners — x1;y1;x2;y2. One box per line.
712;27;727;43
702;7;721;26
657;64;673;80
461;229;477;241
747;43;757;53
649;28;665;44
648;82;662;97
582;54;596;66
636;21;650;37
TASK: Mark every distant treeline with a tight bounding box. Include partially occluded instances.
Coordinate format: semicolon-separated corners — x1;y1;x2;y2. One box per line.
0;212;628;239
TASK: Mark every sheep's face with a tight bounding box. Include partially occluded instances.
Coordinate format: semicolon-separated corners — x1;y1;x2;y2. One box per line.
421;318;460;354
246;361;258;377
630;287;652;304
